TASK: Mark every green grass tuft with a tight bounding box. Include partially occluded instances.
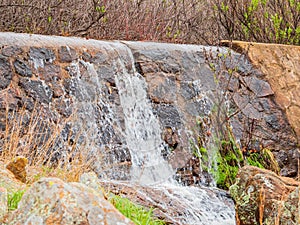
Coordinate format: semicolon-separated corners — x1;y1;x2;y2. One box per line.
7;189;25;211
109;194;165;225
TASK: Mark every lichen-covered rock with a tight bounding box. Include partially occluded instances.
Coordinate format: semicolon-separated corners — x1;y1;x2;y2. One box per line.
279;187;300;225
79;171;105;196
8;177;134;225
230;166;299;225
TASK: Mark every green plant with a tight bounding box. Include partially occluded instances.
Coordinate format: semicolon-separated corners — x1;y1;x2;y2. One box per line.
214;0;300;45
7;190;25;211
191;143;209;173
109;194;165;225
199;147;209;163
210;136;244;190
245;149;280;173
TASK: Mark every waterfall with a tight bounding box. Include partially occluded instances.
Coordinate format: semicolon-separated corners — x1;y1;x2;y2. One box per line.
114;50;174;185
157;184;235;225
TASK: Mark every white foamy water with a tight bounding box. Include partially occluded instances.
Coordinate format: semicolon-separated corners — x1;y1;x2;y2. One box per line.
157;184;236;225
114;50;174;184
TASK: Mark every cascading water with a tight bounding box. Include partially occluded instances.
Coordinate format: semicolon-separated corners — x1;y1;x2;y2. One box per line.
59;58;132;179
114;59;174;184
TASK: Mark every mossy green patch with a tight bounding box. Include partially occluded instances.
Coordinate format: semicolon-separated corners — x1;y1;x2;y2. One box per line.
210;138;244;190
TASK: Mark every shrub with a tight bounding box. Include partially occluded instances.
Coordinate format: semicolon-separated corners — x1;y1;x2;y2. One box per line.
0;0;299;45
213;0;300;45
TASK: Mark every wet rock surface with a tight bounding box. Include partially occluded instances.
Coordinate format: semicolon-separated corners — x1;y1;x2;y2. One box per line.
230;166;299;225
0;32;298;183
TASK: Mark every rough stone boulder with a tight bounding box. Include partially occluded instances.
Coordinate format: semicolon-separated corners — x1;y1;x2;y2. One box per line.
7;177;134;225
230;165;300;225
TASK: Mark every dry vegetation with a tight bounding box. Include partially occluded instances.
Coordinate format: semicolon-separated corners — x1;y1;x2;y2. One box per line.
0;0;299;45
0;103;93;183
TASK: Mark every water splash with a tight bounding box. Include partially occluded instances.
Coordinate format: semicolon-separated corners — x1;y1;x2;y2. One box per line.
158;184;235;225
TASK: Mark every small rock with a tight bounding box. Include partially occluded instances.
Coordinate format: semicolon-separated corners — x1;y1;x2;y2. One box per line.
59;46;78;63
29;47;55;69
146;73;176;103
280;166;297;177
6;157;28;183
153;104;182;128
243;76;274;97
1;46;23;57
79;172;104;196
19;78;53;104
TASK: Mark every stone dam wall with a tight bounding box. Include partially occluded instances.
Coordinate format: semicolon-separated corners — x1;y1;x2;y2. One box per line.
0;32;299;181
